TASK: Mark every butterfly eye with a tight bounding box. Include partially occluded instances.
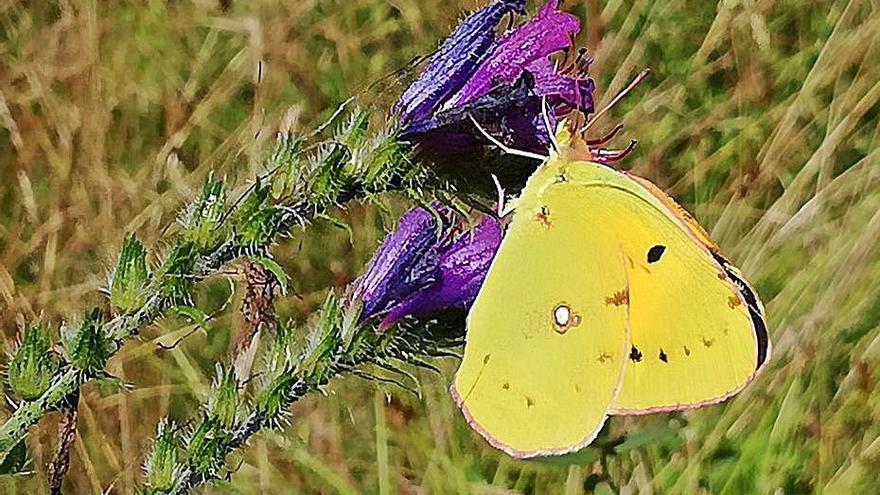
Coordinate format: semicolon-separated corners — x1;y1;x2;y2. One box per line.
647;245;666;263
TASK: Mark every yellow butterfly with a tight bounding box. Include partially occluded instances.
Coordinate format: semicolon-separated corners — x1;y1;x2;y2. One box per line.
452;130;770;458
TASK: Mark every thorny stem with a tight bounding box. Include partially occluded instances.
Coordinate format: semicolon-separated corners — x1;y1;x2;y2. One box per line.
148;296;464;495
0;107;429;483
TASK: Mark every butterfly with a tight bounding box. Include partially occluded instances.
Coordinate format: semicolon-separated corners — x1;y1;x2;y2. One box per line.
452;127;770;458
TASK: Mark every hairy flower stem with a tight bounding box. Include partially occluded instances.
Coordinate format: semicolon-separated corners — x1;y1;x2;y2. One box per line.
143;295;464;495
0;109;424;470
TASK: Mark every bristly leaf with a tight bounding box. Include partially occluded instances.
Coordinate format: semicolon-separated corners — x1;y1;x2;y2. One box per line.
62;309;112;373
185;415;226;477
209;363;239;430
110;234;150;313
182;174;228;252
8;323;60;401
144;420;180;492
156;241;198;305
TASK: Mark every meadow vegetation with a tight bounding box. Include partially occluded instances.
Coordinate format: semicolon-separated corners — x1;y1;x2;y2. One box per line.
0;0;879;493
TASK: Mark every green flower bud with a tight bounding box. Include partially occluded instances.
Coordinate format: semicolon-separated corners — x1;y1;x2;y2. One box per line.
267;133;304;199
156;241;197;305
62;309;113;372
186;417;224;476
230;180;285;247
209;364;239;430
8;323;59;401
182;175;227;252
145;420;179;492
110;235;150;313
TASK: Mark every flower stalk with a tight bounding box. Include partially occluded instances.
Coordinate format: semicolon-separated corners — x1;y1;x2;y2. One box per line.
0;107;423;468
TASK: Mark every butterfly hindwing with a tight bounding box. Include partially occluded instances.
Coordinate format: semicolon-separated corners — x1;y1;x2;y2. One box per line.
452;163;631;458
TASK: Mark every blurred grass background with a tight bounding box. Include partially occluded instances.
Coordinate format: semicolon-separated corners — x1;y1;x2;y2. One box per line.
1;0;879;493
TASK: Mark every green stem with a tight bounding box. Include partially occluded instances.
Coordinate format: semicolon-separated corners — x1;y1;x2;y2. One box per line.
0;112;420;464
0;370;81;454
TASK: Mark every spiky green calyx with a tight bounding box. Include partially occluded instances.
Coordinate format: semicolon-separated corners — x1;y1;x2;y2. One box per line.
8;323;60;401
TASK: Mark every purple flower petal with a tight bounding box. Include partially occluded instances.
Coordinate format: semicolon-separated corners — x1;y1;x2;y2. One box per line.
381;214;503;327
449;0;581;106
353;207;450;320
397;0;526;123
353;205;504;328
527;57;595;111
400;72;543;150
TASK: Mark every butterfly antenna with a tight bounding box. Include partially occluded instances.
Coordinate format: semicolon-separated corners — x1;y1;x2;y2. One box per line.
583;68;650;133
587;124;624;146
468;114;548;161
541;96;560;154
594;140;638;163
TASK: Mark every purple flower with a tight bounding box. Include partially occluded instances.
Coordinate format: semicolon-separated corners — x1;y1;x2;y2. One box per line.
398;0;594;153
397;0;527;123
353;206;503;328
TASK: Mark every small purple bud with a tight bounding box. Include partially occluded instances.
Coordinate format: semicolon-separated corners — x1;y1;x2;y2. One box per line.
450;0;582;106
353;207;503;328
397;0;527;123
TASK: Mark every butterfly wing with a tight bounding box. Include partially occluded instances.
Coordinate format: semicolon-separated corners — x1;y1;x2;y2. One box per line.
452;163;631;458
560;161;770;414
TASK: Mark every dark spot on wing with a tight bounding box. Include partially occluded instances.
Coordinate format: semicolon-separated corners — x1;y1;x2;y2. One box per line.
483;354;491;364
683;345;691;356
728;295;742;309
525;396;535;407
598;352;612;363
659;348;668;362
647;245;666;264
502;382;510;390
702;337;715;348
629;346;643;362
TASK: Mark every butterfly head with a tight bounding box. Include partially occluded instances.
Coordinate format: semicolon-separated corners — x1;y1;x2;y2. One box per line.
549;117;637;168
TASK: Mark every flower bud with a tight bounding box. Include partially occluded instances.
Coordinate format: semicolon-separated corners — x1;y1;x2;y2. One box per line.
209;364;239;430
182;175;227;252
8;323;59;401
110;234;150;313
145;420;180;492
62;309;112;373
